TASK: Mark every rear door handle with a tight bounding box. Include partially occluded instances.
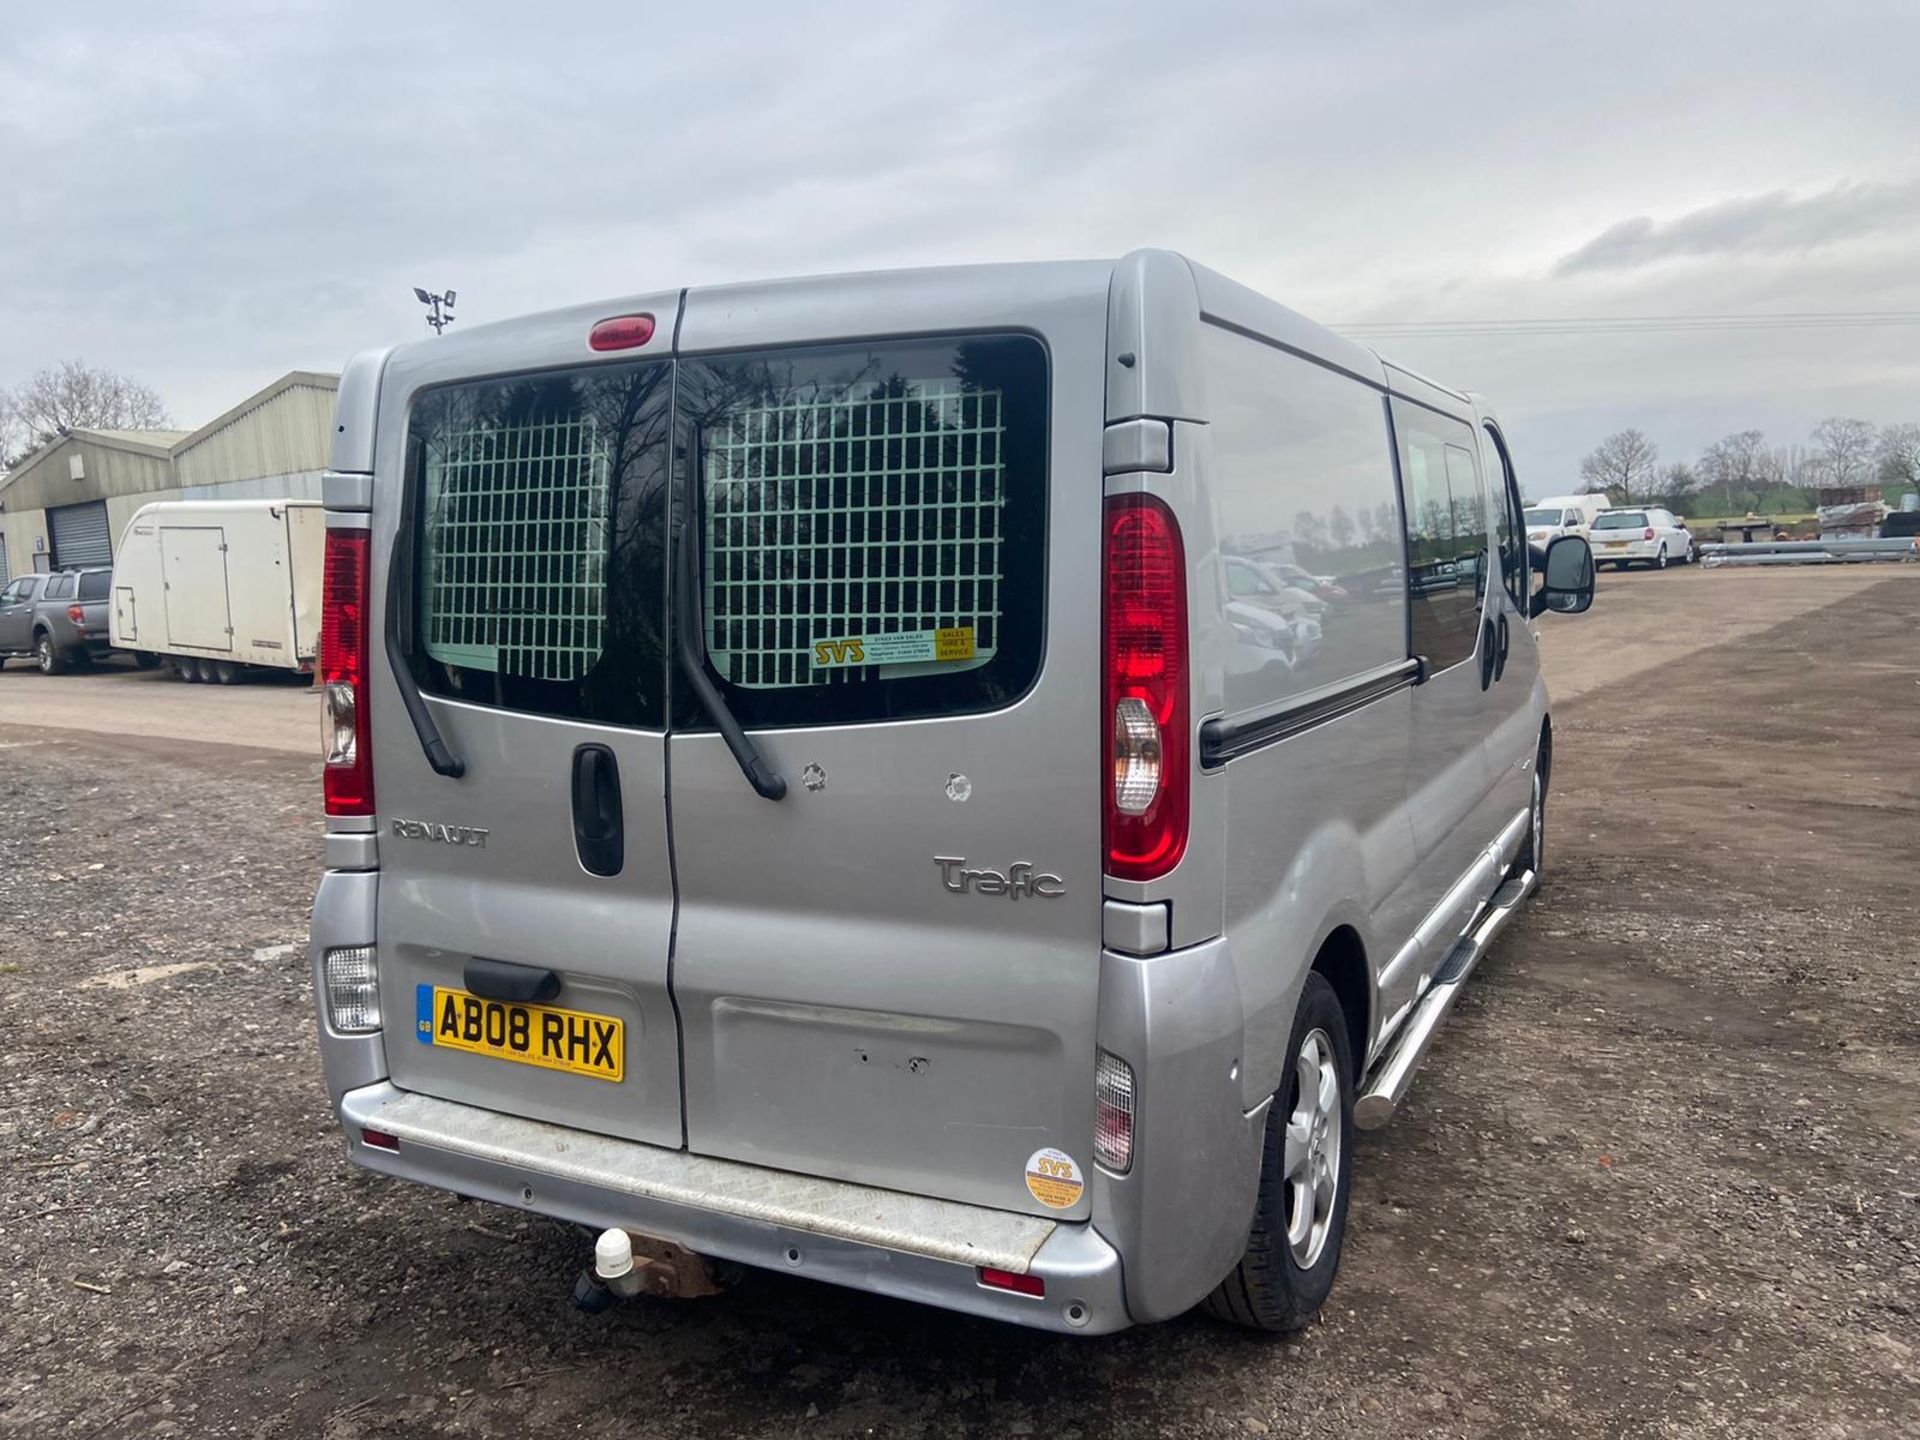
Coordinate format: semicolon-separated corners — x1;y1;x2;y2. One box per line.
1494;613;1510;682
571;744;624;877
1479;618;1498;691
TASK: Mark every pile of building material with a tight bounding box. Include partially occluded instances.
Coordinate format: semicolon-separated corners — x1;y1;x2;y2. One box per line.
1813;486;1890;539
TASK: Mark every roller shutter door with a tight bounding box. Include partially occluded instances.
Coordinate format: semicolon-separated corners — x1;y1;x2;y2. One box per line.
49;501;111;569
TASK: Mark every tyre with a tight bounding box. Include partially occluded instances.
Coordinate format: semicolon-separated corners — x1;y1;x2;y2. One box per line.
35;633;68;676
133;651;163;670
195;657;218;684
1510;741;1547;882
211;660;240;685
1203;971;1355;1332
178;658;202;683
1653;545;1668;570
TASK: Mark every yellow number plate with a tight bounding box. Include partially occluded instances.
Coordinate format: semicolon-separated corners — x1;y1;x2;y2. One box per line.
1603;541;1629;549
415;985;624;1082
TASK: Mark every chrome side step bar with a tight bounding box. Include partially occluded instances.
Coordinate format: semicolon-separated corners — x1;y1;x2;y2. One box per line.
1353;869;1537;1130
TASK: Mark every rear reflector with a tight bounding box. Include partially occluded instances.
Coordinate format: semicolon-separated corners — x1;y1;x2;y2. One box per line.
361;1128;400;1151
978;1267;1045;1298
1103;495;1189;881
589;313;656;351
320;527;374;816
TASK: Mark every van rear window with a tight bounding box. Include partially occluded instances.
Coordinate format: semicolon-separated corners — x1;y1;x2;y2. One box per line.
675;335;1047;729
403;361;672;728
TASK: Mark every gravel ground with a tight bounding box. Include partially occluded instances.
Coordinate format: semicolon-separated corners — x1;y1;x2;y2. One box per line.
2;568;1916;1439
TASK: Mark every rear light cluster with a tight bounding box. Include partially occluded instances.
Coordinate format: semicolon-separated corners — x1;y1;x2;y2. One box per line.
321;526;374;816
1643;527;1655;540
66;604;86;626
323;945;380;1033
1093;1049;1136;1173
1102;495;1189;881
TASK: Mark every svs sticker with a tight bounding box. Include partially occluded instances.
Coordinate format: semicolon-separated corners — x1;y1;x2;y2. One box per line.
1024;1147;1086;1209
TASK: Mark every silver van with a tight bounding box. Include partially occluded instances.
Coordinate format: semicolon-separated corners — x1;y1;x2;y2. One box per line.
309;250;1595;1335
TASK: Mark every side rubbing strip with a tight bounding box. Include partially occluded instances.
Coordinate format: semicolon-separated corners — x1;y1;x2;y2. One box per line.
1200;659;1419;767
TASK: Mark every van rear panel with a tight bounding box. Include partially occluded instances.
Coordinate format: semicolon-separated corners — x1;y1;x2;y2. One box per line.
365;272;1110;1218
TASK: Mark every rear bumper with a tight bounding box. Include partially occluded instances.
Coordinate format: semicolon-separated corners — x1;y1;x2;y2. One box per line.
338;1081;1129;1334
1594;540;1662;560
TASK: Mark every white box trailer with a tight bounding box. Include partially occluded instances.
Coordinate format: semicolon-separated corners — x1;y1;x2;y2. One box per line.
110;499;324;683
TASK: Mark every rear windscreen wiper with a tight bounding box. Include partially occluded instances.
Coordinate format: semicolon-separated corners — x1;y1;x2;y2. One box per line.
673;519;786;801
384;516;465;779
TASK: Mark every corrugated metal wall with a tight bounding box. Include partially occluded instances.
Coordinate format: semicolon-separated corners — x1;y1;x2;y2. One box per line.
174;382;336;488
2;438;176;512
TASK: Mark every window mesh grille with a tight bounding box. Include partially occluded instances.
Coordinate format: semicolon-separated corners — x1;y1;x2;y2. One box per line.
421;415;610;681
702;379;1005;688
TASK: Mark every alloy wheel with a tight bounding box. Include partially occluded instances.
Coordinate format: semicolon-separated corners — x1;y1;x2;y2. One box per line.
1283;1028;1343;1268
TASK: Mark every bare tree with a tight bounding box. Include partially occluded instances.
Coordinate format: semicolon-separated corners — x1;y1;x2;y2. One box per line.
1579;428;1660;504
0;390;20;471
1809;416;1878;490
5;360;172;457
1875;422;1920;491
1658;460;1700;509
1699;430;1767;513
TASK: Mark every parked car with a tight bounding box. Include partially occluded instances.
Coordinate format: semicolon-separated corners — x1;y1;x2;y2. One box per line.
308;251;1595;1338
1590;507;1694;568
0;568;150;674
1523;492;1610;546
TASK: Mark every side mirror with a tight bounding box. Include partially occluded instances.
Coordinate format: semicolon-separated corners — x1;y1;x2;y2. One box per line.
1531;534;1595;617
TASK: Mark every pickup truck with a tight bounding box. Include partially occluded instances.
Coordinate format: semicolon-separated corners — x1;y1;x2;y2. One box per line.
0;567;130;674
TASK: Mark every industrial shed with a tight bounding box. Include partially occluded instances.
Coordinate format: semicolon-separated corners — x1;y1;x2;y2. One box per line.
0;371;337;582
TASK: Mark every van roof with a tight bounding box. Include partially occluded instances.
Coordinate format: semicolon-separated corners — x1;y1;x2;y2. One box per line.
348;251;1479;448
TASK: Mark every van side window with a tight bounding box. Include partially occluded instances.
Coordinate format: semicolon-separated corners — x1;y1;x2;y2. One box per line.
1201;325;1407;715
45;574;73;600
404;360;673;728
1392;399;1486;671
1483;425;1527;608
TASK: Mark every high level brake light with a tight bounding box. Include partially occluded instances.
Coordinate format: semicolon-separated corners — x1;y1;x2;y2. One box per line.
321;527;374;816
1103;494;1188;881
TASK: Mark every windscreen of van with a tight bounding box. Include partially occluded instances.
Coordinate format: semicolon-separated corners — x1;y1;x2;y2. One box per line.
1523;507;1572;527
673;335;1047;729
403;360;673;727
1592;511;1646;529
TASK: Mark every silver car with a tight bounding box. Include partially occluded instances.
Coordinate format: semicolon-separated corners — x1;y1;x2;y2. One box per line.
308;251;1595;1335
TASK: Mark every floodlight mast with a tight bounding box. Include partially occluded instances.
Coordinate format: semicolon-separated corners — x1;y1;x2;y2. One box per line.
413;287;457;335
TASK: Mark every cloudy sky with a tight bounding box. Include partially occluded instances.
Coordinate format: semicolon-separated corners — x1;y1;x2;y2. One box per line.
4;0;1916;487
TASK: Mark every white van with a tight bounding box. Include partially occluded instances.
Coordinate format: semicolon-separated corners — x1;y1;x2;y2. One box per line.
307;252;1595;1335
1524;492;1610;546
111;499;324;683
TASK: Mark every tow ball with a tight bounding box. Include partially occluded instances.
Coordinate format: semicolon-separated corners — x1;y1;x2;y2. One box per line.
572;1229;732;1313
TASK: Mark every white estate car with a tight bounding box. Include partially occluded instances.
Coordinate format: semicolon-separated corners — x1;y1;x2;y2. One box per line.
1590;507;1694;569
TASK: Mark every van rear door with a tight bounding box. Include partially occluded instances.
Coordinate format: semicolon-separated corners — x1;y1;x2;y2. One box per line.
665;311;1107;1218
370;333;682;1148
